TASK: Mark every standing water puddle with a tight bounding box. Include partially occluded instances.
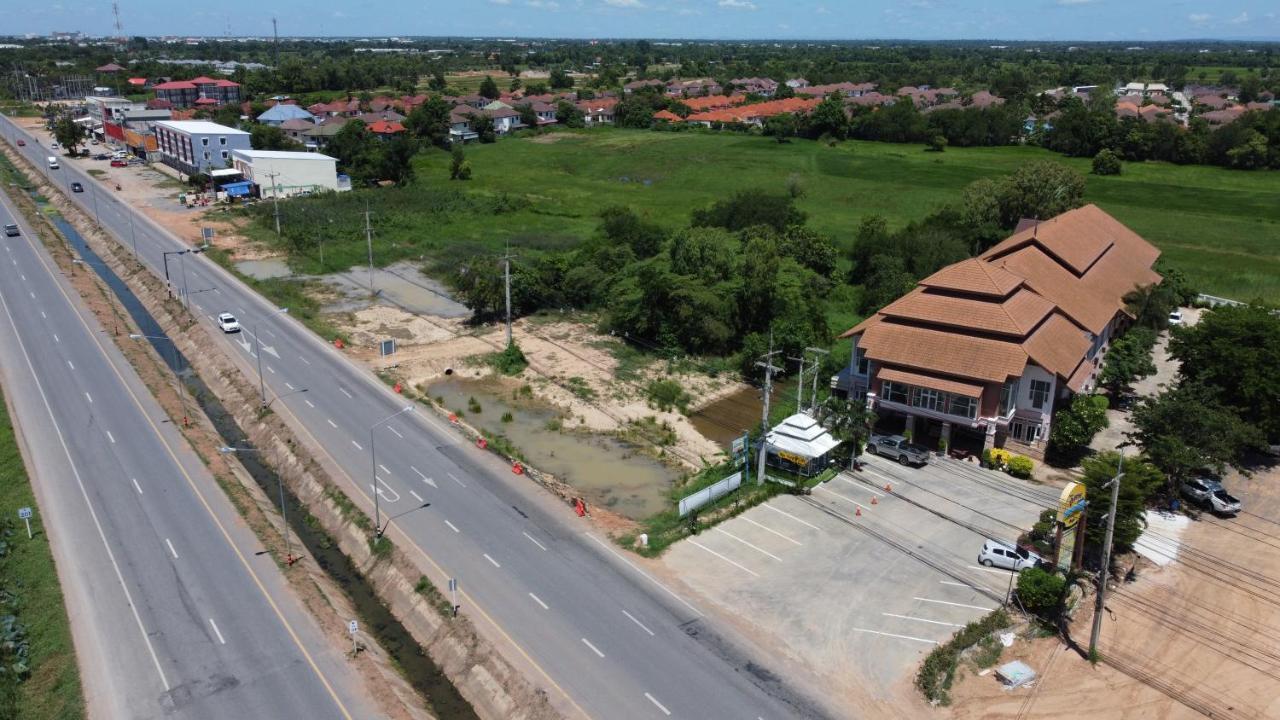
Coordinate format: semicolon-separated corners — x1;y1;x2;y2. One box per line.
428;377;677;520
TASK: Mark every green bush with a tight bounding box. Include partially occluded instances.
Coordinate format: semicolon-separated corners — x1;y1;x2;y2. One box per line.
916;608;1011;705
1016;566;1066;621
1091;149;1122;176
1006;454;1034;478
645;378;692;413
488;341;528;376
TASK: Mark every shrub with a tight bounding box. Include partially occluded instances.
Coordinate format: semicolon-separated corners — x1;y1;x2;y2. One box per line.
645;378;692;413
1016;566;1067;621
1091;149;1122;176
926;135;948;152
916;608;1011;705
1007;454;1034;478
488;341;528;376
988;448;1011;469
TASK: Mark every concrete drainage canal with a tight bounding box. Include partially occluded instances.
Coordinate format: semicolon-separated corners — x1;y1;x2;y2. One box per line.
45;205;480;720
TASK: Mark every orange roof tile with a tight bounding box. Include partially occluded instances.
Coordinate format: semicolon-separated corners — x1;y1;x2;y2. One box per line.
859;321;1027;383
877;367;983;398
880;287;1055;337
652;109;682;122
919;258;1023;297
1066;356;1097;392
1021;313;1093;378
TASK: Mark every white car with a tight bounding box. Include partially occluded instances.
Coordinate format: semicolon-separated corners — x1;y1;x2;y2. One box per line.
217;313;242;333
1168;309;1183;326
978;539;1042;572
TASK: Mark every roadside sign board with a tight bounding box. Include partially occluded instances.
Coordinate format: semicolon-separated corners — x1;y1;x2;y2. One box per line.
201;227;214;244
347;620;358;635
380;339;396;357
1057;482;1087;528
17;507;32;520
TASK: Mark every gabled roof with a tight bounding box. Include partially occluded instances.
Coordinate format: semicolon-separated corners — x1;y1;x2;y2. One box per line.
880;286;1053;337
367;120;406;134
652;109;682;122
858;321;1028;383
919;258;1023;297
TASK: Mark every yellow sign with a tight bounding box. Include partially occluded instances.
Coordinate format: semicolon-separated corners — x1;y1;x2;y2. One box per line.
1057;481;1087;528
777;450;809;466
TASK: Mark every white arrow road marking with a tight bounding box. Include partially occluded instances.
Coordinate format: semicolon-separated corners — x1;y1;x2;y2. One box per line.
261;343;279;359
410;466;437;488
370;476;400;502
235;335;254;356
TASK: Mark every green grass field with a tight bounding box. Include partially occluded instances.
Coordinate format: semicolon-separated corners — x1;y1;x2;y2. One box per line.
403;129;1280;302
0;386;84;719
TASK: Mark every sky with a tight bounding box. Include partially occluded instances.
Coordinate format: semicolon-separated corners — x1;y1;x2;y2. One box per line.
12;0;1280;41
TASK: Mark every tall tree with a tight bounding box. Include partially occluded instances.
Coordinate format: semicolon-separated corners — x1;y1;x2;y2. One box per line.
1080;452;1164;558
53;115;86;155
1129;382;1265;487
404;95;451;148
478;75;500;100
994;160;1086;228
549;68;574;89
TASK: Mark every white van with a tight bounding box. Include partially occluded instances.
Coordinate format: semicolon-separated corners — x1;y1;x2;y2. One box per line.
978;539;1042;571
47;156;60;170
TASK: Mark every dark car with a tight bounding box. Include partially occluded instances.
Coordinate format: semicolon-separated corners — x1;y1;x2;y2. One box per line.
4;224;19;237
16;139;25;146
93;153;109;161
71;182;84;193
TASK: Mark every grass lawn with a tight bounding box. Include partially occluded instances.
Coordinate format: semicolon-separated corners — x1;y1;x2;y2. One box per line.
245;128;1280;303
0;386;84;719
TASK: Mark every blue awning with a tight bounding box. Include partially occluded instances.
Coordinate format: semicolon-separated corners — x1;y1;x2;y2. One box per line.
222;181;252;197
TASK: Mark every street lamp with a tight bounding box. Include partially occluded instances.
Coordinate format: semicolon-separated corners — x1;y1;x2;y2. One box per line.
254;307;290;407
370;405;414;538
218;445;296;566
162;248;203;305
128;333;187;426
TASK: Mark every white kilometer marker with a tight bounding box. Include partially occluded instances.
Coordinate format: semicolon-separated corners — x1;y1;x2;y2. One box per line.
351;440;362;450
444;519;460;533
409;489;424;503
304;399;314;408
523;532;547;551
208;618;226;645
165;538;179;559
387;426;403;439
339;387;353;399
84;392;92;404
327;418;337;428
622;610;655;636
132;478;143;494
105;431;115;444
483;553;500;568
528;593;548;610
645;693;671;716
581;638;605;659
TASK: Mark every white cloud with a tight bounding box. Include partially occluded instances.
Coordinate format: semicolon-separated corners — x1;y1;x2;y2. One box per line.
815;4;830;14
718;0;756;9
1188;12;1211;23
602;0;643;6
489;0;511;4
526;0;560;8
1056;0;1098;5
1228;11;1248;23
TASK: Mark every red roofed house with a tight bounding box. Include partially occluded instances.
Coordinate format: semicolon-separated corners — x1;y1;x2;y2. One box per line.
96;62;125;73
652;109;682;123
128;77;149;89
367;120;406;137
685;97;820;127
152;76;241;108
835;204;1161;457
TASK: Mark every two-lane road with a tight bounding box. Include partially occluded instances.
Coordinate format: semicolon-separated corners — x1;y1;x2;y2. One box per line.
0;178;377;718
1;116;830;720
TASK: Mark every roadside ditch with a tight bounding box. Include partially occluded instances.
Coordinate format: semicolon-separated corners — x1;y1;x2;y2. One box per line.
0;142;559;720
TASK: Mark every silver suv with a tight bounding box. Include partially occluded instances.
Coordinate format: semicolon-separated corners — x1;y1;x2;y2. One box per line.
866;434;931;466
1181;476;1242;515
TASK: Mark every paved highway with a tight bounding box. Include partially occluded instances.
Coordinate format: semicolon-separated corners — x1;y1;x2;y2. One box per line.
0;164;378;717
1;116;829;720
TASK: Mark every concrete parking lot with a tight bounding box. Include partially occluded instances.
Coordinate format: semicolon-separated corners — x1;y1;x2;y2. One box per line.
661;452;1060;709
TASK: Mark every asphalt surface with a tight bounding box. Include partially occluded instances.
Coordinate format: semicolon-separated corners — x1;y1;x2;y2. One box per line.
0;163;379;717
0;117;830;720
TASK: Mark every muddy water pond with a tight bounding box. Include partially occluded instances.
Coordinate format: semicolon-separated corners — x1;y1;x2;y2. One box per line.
428;377;677;520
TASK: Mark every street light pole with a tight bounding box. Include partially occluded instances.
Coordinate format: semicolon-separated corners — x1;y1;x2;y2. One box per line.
370;406;414;537
218;445;294;565
1089;449;1125;658
129;333;187;425
254;306;289;407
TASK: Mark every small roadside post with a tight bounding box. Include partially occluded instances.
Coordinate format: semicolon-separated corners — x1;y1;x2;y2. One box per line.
449;578;458;617
18;507;33;539
347;619;359;654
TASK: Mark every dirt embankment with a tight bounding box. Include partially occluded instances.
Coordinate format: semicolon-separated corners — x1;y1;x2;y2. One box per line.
3;139;561;720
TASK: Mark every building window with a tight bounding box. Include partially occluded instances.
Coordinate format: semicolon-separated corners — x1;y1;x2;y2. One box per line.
855;348;869;376
913;388;943;412
949;395;977;419
220;150;228;159
204;151;210;160
882;381;909;405
219;137;226;145
1029;380;1050;410
201;137;209;147
998;379;1019;416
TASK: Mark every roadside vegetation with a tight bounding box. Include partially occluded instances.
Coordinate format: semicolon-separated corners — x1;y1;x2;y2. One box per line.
0;387;84;720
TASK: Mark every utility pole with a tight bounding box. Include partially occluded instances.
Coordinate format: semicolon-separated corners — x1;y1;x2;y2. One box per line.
500;244;516;346
1089;451;1125;658
754;335;782;487
316;229;324;269
264;170;282;236
788;355;805;413
272;18;280;69
364;200;374;296
806;346;830;414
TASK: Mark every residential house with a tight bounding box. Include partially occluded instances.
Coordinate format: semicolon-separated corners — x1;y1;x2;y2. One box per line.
681;94;745;112
577;98;618;125
834;204;1160;458
796;81;877;98
458;94;489;109
486;106;522;134
153;120;251;175
529;101;558;125
665;78;722;97
257;103;315;126
96;62;126;74
685;97;820;128
967;90;1006;108
652;109;682;122
449;106;480;143
729;77;778;97
300;118;348;149
279;117;318;144
366;120;406;138
785;78;810;89
624;79;665;94
308;98;360;117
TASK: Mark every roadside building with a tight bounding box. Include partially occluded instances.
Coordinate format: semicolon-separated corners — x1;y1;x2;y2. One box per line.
257;103;315;126
152;76;241;108
229;149;344;198
763;413;842;477
154;120;251;176
834;204;1160;458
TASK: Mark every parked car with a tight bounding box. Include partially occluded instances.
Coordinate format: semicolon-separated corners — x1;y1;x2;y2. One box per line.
866;433;931;466
15;139;24;146
47;156;59;170
50;141;59;149
110;159;127;168
1208;488;1242;515
1182;476;1242;515
4;224;19;237
1169;309;1184;326
93;153;109;161
70;182;83;193
216;313;242;333
978;539;1042;571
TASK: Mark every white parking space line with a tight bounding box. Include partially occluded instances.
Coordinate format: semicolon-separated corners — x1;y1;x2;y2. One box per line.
444;519;460;533
327;418;337;428
338;387;353;399
941;580;976;588
209;618;227;645
687;538;760;578
409;489;424;503
351;440;362;450
623;609;655;636
165;538;179;559
741;516;803;545
528;593;549;610
387;426;403;439
837;474;885;497
882;612;964;628
645;692;671;716
84;391;92;404
304;399;315;408
448;472;466;487
131;478;143;494
715;527;783;562
761;502;821;531
815;485;870;510
105;431;115;444
523;532;547;551
847;626;938;645
913;597;996;612
483;553;501;568
969;565;1015;576
581;638;605;658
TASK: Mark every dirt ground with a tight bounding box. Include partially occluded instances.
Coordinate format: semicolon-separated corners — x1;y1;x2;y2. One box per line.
946;459;1280;720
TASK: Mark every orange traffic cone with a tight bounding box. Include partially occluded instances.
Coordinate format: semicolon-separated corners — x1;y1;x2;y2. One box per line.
512;462;524;475
884;483;892;492
476;437;488;449
855;506;862;517
871;496;878;505
393;382;403;394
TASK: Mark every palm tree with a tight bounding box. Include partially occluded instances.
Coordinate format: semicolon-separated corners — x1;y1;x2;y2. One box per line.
817;396;877;469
